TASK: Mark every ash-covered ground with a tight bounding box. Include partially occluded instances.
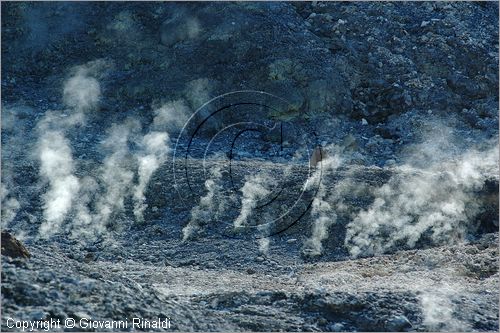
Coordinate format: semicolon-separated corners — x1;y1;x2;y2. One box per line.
1;2;499;332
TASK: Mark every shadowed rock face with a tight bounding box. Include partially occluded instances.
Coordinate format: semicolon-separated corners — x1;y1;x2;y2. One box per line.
1;231;30;259
1;1;498;332
309;146;324;168
475;179;499;233
1;2;352;118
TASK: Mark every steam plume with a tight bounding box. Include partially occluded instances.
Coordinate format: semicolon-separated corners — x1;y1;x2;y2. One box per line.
345;145;499;258
182;161;224;241
62;59;107;112
301;147;344;257
258;237;270;255
133;131;170;222
419;283;469;331
152;99;191;133
1;183;20;228
35;60;105;237
234;172;276;229
37;130;80;238
72;176;99;238
94;123;136;228
184;78;212;110
30;59;181;238
63;71;100;111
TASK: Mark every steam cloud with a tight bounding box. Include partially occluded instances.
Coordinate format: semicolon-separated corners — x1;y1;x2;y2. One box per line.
94;123;136;229
160;12;201;47
258;237;270;256
152;99;191;133
133;131;170;223
72;176;99;238
63;67;100;111
419;282;469;331
182;160;225;241
345;144;499;258
33;61;175;239
1;183;20;228
301;147;344;257
37;130;80;238
23;59;500;258
234;172;276;229
184;78;212;110
35;61;103;238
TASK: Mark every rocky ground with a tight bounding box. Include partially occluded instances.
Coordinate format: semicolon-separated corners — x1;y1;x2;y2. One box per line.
2;230;498;332
1;2;499;332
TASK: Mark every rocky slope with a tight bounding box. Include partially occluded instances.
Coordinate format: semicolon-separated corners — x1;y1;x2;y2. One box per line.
2;231;498;331
1;2;499;332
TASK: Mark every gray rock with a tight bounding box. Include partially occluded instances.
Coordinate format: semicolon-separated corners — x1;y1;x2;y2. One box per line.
328;322;345;332
1;231;30;259
385;315;412;331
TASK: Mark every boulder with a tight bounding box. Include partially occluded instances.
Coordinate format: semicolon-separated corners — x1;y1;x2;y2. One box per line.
1;231;30;259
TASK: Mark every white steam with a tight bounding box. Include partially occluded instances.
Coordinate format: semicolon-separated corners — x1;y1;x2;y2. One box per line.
419;283;469;331
38;118;170;238
258;237;270;256
182;161;224;241
31;59;180;238
133;131;170;223
71;176;99;238
184;78;212;110
35;61;105;237
301;147;344;257
130;98;191;223
234;172;276;229
160;13;201;46
94;123;136;228
152;99;191;132
37;130;80;238
1;183;20;228
345;145;499;258
63;70;100;111
62;59;108;113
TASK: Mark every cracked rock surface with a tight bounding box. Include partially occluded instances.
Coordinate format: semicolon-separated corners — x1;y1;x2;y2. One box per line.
1;2;498;332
